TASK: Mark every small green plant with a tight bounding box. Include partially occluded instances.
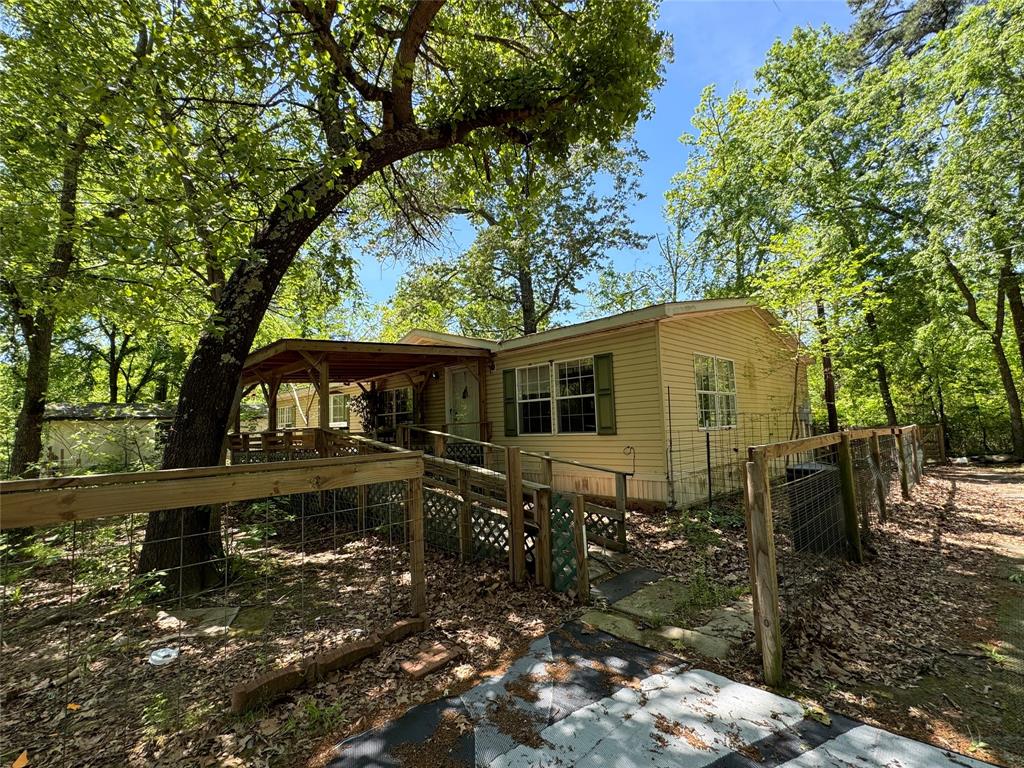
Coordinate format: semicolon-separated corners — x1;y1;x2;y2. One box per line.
142;693;176;734
1009;572;1024;585
279;697;348;737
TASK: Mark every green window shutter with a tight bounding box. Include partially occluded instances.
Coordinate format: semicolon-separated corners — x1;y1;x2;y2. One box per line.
502;368;518;437
594;353;616;435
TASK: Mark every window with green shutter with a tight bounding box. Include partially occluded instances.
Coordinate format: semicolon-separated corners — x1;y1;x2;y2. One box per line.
594;353;616;435
502;368;518;436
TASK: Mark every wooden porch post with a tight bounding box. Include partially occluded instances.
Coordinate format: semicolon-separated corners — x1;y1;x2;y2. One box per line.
266;378;281;431
615;472;628;550
458;467;473;561
318;357;330;430
476;357;489;441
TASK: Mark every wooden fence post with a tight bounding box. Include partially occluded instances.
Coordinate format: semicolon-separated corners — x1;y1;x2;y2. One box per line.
457;467;473;561
433;432;446;458
745;453;782;686
869;433;887;523
408;477;426;616
896;428;911;500
535;487;552;589
540;453;553;488
572;494;591;605
917;428;925;481
838;433;864;563
742;460;763;656
615;472;628;551
506;447;525;584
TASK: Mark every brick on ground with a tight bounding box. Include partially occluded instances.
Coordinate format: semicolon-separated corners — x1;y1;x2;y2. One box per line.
400;642;465;680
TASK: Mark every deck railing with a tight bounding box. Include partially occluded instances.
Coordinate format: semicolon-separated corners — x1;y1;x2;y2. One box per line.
400;425;630;553
226;427;592;596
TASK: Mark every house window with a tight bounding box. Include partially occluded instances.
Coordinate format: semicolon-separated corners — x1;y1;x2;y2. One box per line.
329;393;349;428
276;404;296;429
695;354;737;429
555;358;597;433
516;364;552;434
376;387;413;430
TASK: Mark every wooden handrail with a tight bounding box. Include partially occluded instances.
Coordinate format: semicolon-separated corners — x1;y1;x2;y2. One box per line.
518;450;633;479
0;453;424;530
404;424;503;450
748;424;915;461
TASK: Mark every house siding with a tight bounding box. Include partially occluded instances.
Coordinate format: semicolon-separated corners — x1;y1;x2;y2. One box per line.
658;309;807;506
485;324;668;502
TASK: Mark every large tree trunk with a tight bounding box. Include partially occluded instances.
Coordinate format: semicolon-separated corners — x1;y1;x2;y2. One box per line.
518;263;538;334
9;316;54;478
991;333;1024;459
815;299;839;432
865;311;897;425
946;255;1024;458
136;222;322;592
1003;266;1024;373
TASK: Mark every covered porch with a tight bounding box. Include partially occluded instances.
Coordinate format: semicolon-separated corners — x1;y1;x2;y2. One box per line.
228;338;493;458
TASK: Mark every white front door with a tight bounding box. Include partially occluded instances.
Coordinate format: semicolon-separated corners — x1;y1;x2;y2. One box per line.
446;366;480;440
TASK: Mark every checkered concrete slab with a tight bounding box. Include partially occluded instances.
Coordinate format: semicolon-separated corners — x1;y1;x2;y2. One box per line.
329;621;996;768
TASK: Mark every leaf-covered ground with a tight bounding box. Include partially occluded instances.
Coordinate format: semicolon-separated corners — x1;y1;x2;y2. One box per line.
0;530;574;768
3;464;1018;767
624;463;1023;767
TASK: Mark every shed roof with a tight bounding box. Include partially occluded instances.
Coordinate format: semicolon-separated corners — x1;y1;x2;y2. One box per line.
44;403;175;422
240;338;490;386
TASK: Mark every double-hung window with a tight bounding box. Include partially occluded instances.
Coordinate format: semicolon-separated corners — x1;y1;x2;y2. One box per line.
695;354;737;429
516;364;552;434
555;358;597;433
376;387;413;430
276;404;296;429
516;357;599;434
329;393;349;428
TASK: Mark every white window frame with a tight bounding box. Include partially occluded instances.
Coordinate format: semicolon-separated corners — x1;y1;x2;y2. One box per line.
376;386;413;430
515;363;554;435
694;353;738;431
515;356;600;436
329;393;349;428
276;404;296;429
553;356;598;435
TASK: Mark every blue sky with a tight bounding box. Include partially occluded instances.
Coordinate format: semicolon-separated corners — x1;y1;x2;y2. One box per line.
358;0;853;311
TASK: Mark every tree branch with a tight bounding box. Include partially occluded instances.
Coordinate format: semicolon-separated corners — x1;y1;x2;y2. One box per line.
391;0;445;127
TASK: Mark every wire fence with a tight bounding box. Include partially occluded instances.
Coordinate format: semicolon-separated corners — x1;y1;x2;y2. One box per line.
0;454;424;767
745;426;924;684
668;410;810;511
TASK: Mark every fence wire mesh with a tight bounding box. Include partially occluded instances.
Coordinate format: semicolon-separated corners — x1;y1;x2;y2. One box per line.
0;481;415;767
746;427;925;683
669;410;810;511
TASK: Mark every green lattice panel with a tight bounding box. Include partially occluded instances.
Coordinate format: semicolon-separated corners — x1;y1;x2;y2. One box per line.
584;507;619;544
471;505;509;563
550;493;577;593
329;487;360;530
424;488;460;553
367;481;406;534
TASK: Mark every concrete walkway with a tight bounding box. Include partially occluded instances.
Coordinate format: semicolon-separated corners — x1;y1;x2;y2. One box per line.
329;621;995;768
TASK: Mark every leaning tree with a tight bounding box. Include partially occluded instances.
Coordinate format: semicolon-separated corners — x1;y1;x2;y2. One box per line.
135;0;667;590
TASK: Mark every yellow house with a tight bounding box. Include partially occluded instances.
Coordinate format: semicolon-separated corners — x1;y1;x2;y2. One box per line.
237;299;808;507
